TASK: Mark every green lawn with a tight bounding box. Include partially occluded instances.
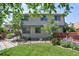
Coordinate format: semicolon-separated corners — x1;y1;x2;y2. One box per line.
0;43;79;56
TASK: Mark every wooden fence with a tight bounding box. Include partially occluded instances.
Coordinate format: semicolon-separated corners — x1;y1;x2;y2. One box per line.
54;32;79;41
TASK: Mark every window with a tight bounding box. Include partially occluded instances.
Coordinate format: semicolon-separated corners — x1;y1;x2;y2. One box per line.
35;27;41;33
23;15;29;20
55;15;61;21
22;27;30;33
41;15;48;21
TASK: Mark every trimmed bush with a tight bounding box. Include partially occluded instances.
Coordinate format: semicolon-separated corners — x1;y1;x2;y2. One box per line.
7;33;14;39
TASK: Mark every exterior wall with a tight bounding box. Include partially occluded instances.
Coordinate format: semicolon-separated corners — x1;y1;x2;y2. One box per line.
22;26;49;38
22;18;49;26
22;14;65;39
22;33;49;38
58;15;65;26
22;15;65;26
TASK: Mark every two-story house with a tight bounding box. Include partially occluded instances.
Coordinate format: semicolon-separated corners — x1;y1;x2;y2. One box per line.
21;14;65;40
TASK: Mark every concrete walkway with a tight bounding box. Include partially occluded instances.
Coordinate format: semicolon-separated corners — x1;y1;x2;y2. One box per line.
0;40;18;50
18;41;51;44
0;40;51;50
0;36;51;50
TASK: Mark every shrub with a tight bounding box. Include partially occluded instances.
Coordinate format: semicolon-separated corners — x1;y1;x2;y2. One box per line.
60;39;72;48
0;27;8;33
51;38;61;45
7;33;14;39
71;42;79;51
60;38;79;51
75;45;79;51
0;27;9;40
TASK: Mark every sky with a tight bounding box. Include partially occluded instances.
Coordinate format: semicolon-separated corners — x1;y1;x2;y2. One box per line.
65;3;79;24
22;3;79;24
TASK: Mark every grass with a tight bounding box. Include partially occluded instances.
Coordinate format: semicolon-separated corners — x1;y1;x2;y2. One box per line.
0;43;79;56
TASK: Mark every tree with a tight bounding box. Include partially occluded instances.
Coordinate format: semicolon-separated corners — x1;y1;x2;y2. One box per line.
0;3;23;40
0;3;23;31
43;19;61;35
43;19;62;45
26;3;72;16
63;23;76;32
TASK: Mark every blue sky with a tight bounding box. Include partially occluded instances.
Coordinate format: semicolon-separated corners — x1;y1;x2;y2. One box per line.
22;3;79;24
65;3;79;24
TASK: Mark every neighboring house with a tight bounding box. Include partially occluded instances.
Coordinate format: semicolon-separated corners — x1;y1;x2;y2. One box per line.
21;14;65;39
72;22;79;31
73;22;79;30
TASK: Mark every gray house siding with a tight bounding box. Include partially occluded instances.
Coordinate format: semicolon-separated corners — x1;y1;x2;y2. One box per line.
21;14;65;39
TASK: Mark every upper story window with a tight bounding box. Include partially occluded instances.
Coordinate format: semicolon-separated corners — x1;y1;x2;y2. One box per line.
55;15;61;21
40;15;48;21
23;15;29;21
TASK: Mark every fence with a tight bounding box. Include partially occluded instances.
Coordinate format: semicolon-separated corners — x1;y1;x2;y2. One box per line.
54;32;79;41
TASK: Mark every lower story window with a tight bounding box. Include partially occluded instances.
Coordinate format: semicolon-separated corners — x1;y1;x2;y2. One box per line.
22;27;30;33
35;27;41;33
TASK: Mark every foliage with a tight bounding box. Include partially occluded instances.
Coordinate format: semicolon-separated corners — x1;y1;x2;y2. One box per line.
60;39;72;48
26;3;72;16
0;27;8;33
43;19;61;35
63;23;76;32
51;38;61;45
0;3;24;39
7;33;14;39
0;27;4;33
70;42;79;51
60;38;79;51
11;13;23;32
0;27;7;40
43;19;62;45
0;3;23;27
